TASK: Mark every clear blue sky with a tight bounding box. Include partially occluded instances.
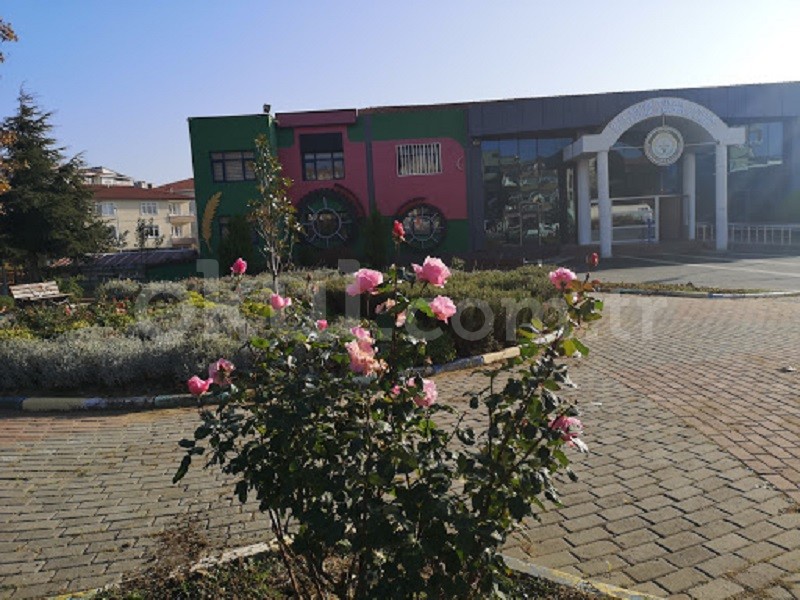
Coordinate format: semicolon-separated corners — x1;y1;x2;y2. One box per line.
2;0;800;185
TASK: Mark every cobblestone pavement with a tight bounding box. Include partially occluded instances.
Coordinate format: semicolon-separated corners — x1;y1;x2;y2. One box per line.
1;294;800;598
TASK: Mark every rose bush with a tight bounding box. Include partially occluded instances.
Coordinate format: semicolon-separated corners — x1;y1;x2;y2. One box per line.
175;247;602;598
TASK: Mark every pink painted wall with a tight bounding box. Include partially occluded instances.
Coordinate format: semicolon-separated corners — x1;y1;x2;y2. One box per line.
278;126;369;214
371;138;467;219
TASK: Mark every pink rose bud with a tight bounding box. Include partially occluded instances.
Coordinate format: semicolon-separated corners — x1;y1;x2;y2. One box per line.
412;256;451;287
315;319;328;331
586;252;599;269
548;267;577;290
346;268;384;296
429;295;457;323
230;257;247;275
392;220;406;242
270;293;292;310
187;375;212;396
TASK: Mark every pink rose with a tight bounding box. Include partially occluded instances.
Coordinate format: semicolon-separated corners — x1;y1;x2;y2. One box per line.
429;295;457;323
346;268;384;296
412;256;451;287
586;252;599;269
549;415;588;452
548;267;577;290
316;319;328;331
414;378;438;408
230;257;247;275
395;311;407;327
270;293;292;310
393;220;406;242
350;326;372;342
345;339;386;375
208;358;235;385
187;375;212;396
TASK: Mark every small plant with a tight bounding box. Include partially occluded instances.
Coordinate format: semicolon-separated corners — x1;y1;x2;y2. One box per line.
176;238;602;598
97;278;141;301
0;294;13;312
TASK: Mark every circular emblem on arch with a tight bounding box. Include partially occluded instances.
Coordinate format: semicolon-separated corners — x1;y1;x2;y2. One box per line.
298;189;358;248
397;203;446;250
644;126;684;166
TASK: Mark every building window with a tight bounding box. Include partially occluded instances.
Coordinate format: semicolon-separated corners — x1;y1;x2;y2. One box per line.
95;202;116;216
398;203;446;250
140;202;158;215
300;133;344;181
143;224;160;239
211;151;256;182
298;189;357;248
397;143;442;176
171;225;183;238
168;202;182;215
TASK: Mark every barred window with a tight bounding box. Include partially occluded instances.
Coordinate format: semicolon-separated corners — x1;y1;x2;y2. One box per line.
397;143;442;176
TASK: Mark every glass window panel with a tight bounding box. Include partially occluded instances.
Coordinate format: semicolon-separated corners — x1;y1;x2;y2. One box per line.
225;160;244;181
244;160;255;180
316;159;333;180
211;152;223;159
333;160;345;179
304;162;316;180
212;162;224;181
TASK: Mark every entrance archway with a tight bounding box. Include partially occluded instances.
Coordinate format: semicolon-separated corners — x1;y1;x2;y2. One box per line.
563;97;745;257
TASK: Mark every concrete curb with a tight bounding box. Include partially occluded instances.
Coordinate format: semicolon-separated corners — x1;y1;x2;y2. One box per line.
607;287;800;299
1;345;532;413
47;543;664;599
502;555;664;600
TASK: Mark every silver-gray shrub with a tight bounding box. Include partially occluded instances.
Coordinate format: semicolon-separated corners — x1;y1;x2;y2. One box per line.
0;329;243;394
96;278;141;301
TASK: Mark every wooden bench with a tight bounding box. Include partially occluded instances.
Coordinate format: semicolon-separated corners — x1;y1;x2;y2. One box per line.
9;281;70;304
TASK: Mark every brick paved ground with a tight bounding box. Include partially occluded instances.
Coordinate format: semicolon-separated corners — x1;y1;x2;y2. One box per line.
1;294;800;599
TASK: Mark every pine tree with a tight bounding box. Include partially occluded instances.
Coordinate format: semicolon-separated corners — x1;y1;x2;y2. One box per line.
0;91;115;280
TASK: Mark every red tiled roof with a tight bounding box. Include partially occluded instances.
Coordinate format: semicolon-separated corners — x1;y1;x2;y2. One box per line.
153;178;194;193
88;185;190;201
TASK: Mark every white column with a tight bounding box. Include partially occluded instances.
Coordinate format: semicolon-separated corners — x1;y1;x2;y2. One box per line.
577;158;591;246
597;150;612;257
715;144;728;250
682;152;696;240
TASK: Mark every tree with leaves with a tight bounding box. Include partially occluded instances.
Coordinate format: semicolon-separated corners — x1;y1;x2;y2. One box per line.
0;18;18;195
0;91;116;280
248;134;299;290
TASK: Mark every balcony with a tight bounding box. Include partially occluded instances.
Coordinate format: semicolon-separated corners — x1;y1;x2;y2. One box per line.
170;236;196;248
168;212;195;225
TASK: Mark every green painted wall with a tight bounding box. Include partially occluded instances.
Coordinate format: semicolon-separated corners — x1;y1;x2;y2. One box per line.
189;114;273;259
350;108;467;146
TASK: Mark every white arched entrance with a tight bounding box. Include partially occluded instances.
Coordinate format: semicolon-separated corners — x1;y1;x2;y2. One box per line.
563;97;746;257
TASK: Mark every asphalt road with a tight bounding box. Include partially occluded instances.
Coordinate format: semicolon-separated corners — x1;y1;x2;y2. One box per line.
563;250;800;292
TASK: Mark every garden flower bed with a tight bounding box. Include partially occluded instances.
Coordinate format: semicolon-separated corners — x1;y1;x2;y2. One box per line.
0;265;561;396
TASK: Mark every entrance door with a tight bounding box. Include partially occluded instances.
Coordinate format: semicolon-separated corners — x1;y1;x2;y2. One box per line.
659;195;683;241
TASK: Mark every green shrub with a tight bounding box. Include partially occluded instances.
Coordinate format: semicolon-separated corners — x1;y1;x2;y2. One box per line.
140;280;188;304
0;295;13;312
54;275;85;299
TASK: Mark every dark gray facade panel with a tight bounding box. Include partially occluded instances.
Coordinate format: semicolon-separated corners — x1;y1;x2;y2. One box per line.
520;100;543;131
782;85;800;116
540;98;565;130
467;82;800;138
